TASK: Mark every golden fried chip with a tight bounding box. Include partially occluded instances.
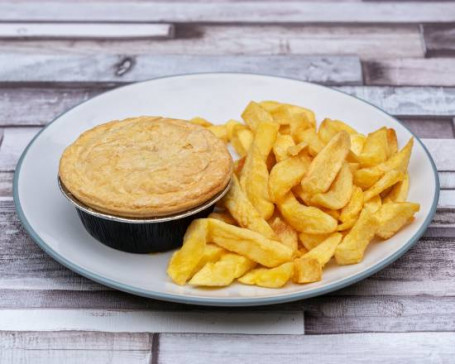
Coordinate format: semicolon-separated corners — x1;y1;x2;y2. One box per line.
293;128;324;156
225;119;243;140
190;253;256;287
269;215;299;254
363;169;405;201
298;232;331;251
364;194;382;213
278;192;338;234
240;121;279;219
384;173;409;203
259;100;282;113
301;131;351;195
208;218;293;267
287;142;308;156
350;133;366;156
318;118;357;145
386;128;398;157
273;133;295;162
354;138;413;189
189;117;213;127
358;127;389;167
335;208;379;265
167;219;208;285
311;162;353;210
239;262;294;288
303;233;343;267
222;175;276;239
234;156;246;176
338;186;364;230
191;243;227;276
207;125;228;142
375;202;420;239
293;256;322;283
241;101;274;131
208;211;238;226
269;152;311;202
231;127;254;157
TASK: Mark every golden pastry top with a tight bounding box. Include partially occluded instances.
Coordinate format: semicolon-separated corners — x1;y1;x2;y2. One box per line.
59;116;233;217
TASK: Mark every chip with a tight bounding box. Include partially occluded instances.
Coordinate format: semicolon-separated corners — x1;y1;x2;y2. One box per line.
269;215;299;254
298;232;331;251
239;262;294;288
293;256;323;283
384;173;409;203
358;127;389;167
363;169;405;201
273;133;296;162
301;131;351;195
375;202;420;239
241;101;274;131
318;118;358;145
189;117;213;127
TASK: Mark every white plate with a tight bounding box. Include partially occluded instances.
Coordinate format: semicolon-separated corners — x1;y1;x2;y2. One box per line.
14;73;439;306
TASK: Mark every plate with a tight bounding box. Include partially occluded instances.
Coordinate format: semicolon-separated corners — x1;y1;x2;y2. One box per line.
14;73;439;306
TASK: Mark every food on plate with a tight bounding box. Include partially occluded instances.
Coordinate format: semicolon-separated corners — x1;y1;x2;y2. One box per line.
167;101;420;289
59;116;233;218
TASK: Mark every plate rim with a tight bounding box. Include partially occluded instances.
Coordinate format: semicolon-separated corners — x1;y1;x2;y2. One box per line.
13;72;440;307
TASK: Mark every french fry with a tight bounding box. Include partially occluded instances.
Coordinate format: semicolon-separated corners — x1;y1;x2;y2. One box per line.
207;125;228;142
354;138;413;189
221;175;277;239
230;127;254;157
190;253;256;287
358;127;389;167
287;142;308;156
293;128;324;156
208;211;238;225
384;173;409;203
386;128;398;157
208;218;293;267
273;133;295;162
234;156;246;176
269;215;299;254
238;262;294;288
293;256;322;283
191;243;227;277
259;100;282;113
375;202;420;239
271;104;314;129
240;121;279;219
167;219;208;285
189;117;213;127
298;232;331;251
363;169;405;201
225;119;243;140
269;152;311;202
241;101;274;131
303;233;343;267
350;133;366;155
278;192;338;234
318;119;357;145
364;194;382;213
311;162;353;210
301;131;351;195
338;186;364;230
335;208;379;265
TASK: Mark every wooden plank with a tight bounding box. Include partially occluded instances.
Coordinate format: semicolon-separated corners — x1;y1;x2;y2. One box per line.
440;190;455;209
364;59;455;86
422;139;455;171
0;350;151;364
0;23;174;39
0;172;12;196
439;171;455;189
0;309;304;334
159;332;455;364
1;127;453;172
0;54;362;85
1;2;455;23
423;24;455;57
0;24;424;60
2;87;455;128
0;127;40;171
398;117;454;138
0;331;151;350
304;296;455;334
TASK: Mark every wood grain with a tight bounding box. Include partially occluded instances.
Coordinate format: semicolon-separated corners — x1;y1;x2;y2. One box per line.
364;59;455;86
424;24;455;57
0;309;304;334
0;54;362;85
0;24;424;60
1;2;455;23
399;117;454;138
159;332;455;364
3;86;455;127
0;23;174;39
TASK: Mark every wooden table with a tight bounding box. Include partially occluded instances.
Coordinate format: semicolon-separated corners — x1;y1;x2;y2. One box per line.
1;1;455;363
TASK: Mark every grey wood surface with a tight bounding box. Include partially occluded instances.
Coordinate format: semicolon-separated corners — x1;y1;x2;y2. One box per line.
0;1;454;363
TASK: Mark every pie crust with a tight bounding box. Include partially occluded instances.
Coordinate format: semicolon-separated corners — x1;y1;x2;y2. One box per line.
59;116;233;217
